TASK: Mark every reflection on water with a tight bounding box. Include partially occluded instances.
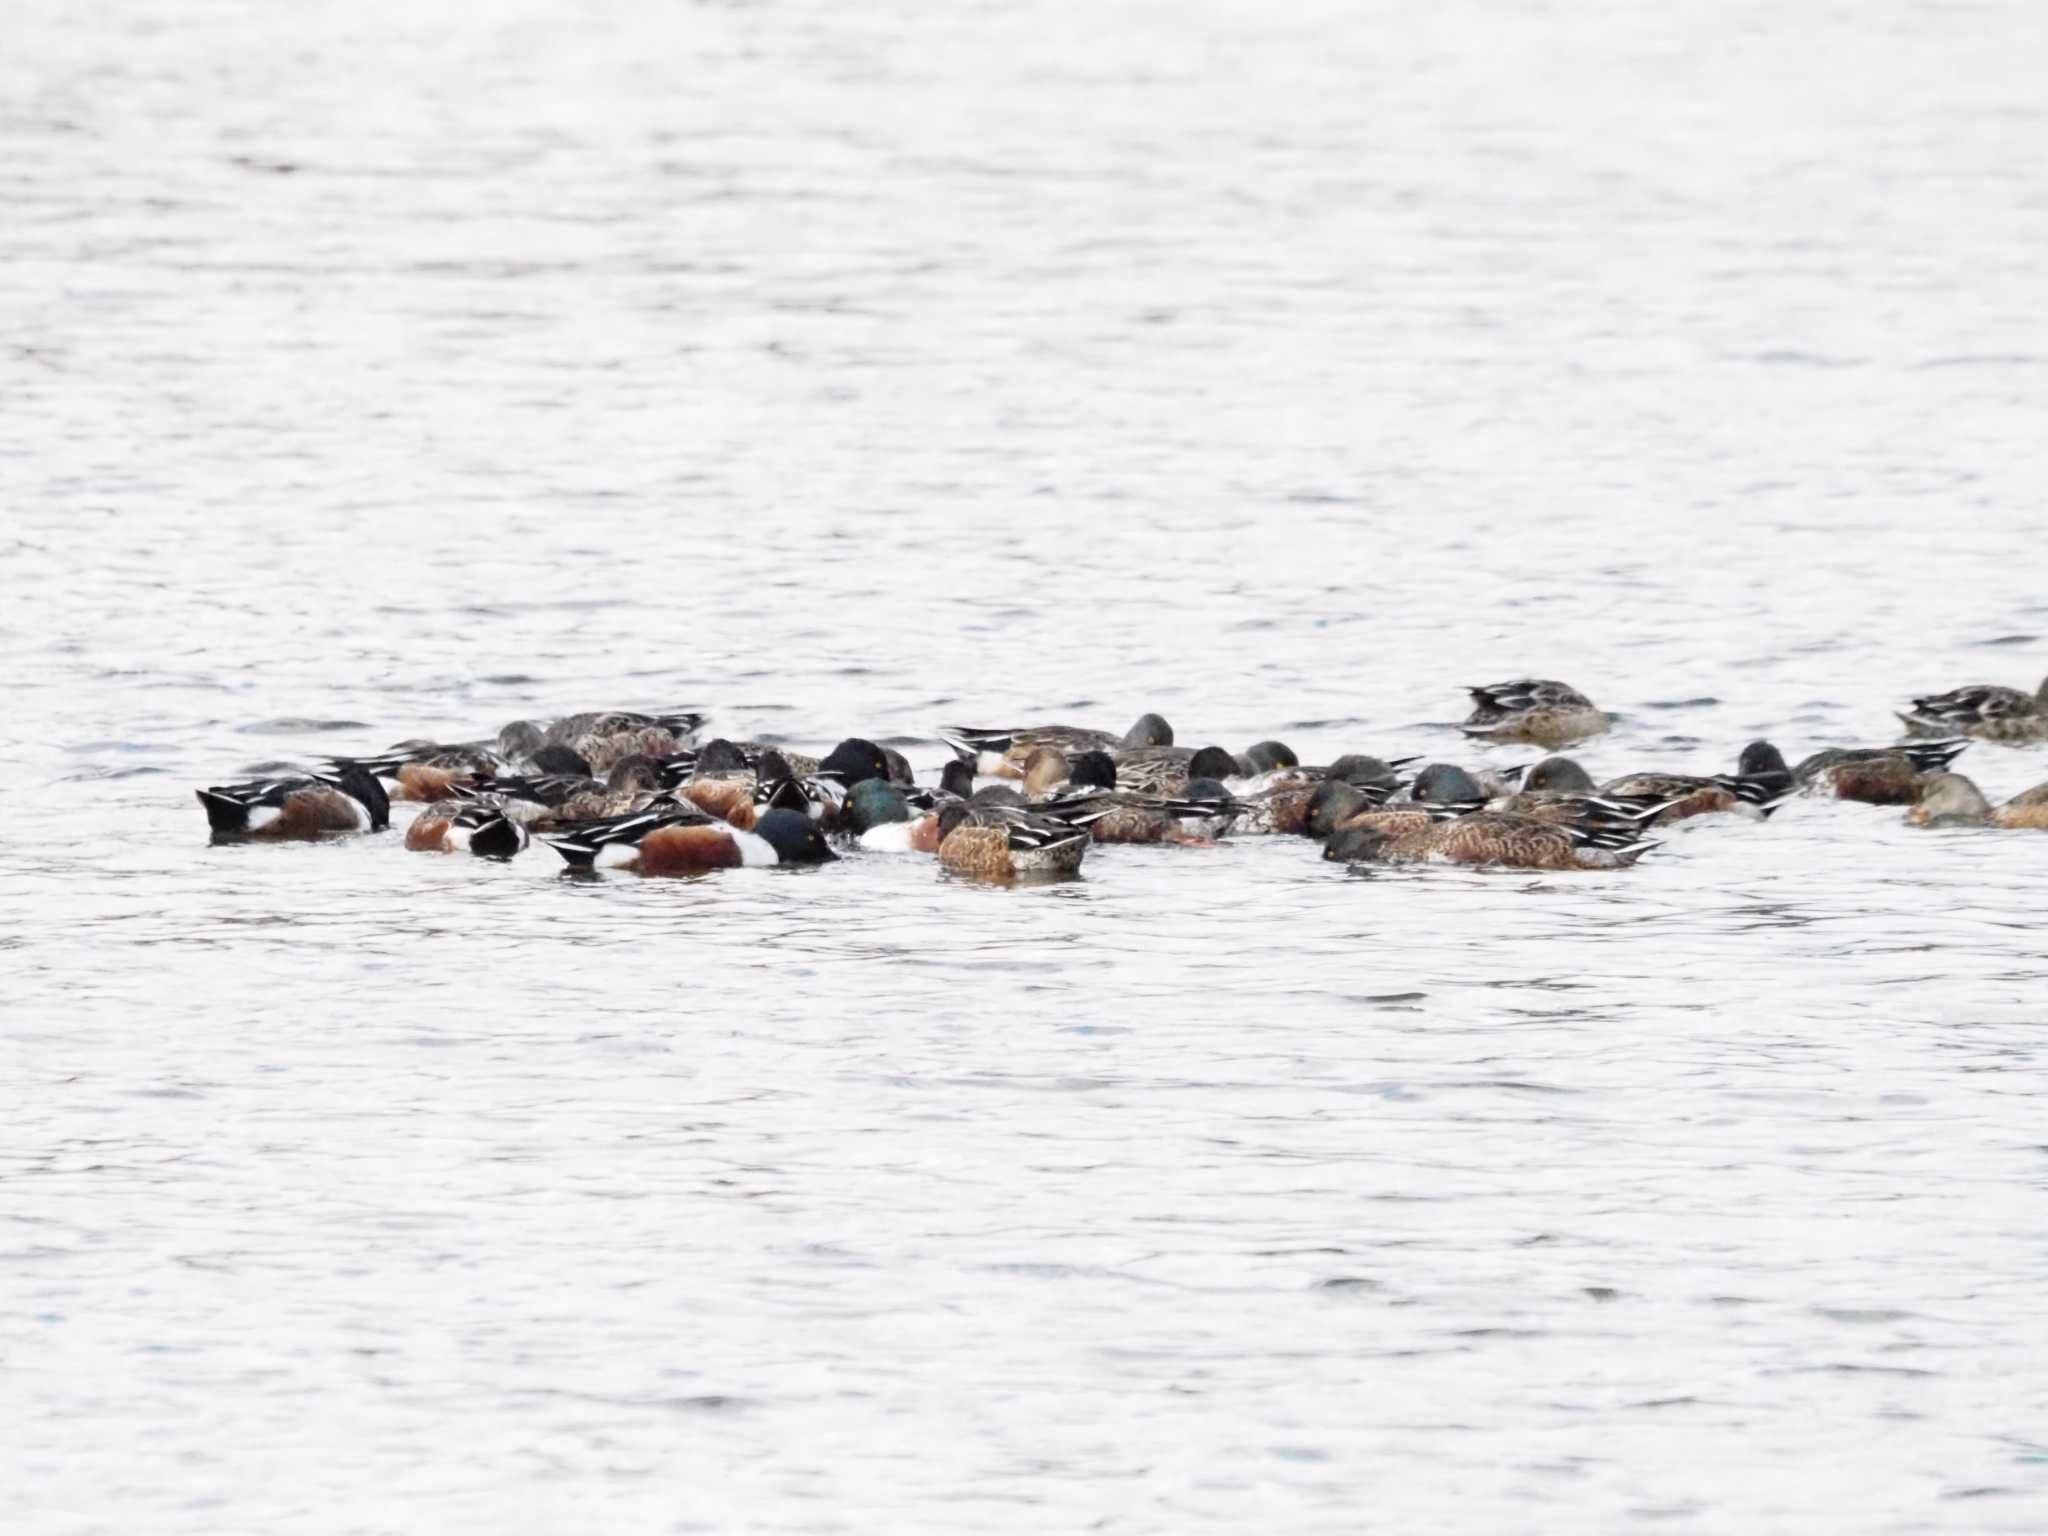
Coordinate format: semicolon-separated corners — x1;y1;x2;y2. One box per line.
5;0;2048;1528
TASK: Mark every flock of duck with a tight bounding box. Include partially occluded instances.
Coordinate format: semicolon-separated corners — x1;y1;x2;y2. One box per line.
192;671;2048;880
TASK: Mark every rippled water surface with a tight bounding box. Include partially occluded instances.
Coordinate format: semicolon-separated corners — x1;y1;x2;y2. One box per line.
7;0;2048;1529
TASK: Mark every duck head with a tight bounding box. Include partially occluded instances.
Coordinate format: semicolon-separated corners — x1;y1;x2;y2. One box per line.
1121;713;1174;749
754;807;838;863
1908;772;1993;827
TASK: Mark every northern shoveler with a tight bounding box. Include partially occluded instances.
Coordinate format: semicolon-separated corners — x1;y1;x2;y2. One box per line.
1324;804;1657;871
326;742;504;802
816;738;895;791
1048;785;1240;844
1391;763;1493;814
1114;744;1240;796
939;713;1173;778
1226;753;1411;835
936;802;1091;878
1332;757;1663;844
658;738;826;785
1906;773;2048;830
841;780;944;852
661;741;776;825
1897;676;2048;742
1512;757;1595;795
496;720;547;761
1287;757;1441;839
678;764;838;829
1461;680;1610;749
464;755;668;827
541;711;707;774
1587;741;1793;824
1022;748;1239;844
1794;738;1969;805
1233;740;1300;776
196;765;390;839
1018;747;1078;798
403;803;529;858
540;804;836;874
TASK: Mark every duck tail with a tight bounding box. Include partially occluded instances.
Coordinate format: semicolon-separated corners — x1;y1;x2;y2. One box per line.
1422;796;1489;821
1576;822;1652;851
653;750;700;789
1904;738;1969;773
195;787;247;834
1713;771;1797;817
1562;793;1669;829
537;831;600;869
465;810;527;860
939;729;1010;763
1744;785;1800;819
324;751;413;781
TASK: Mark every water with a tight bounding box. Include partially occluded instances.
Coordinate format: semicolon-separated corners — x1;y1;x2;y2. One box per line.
5;0;2048;1529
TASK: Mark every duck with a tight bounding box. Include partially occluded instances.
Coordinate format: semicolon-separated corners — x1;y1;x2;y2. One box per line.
540;711;707;774
665;741;789;825
326;741;505;802
1339;759;1660;834
495;720;547;761
1021;748;1239;844
815;738;896;793
1324;808;1657;871
1512;742;1793;825
840;780;944;852
935;802;1091;878
939;713;1173;778
679;762;834;829
403;803;529;858
658;738;829;795
460;755;669;827
1046;745;1267;799
1906;773;2048;830
1460;680;1610;749
1324;775;1659;870
1792;738;1969;804
1504;756;1599;800
1387;762;1494;813
540;804;837;874
1897;676;2048;742
196;764;391;840
1232;740;1300;778
1232;754;1412;835
730;738;892;826
934;760;977;802
1295;759;1466;839
1018;747;1083;798
1113;744;1241;796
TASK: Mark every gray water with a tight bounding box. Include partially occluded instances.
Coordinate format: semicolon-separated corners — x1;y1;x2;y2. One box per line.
6;0;2048;1529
